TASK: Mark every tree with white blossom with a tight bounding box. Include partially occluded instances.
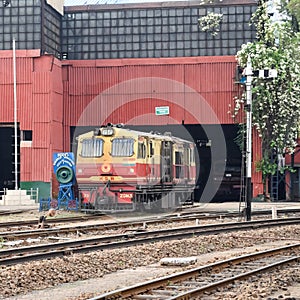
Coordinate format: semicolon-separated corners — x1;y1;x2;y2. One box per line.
234;0;300;199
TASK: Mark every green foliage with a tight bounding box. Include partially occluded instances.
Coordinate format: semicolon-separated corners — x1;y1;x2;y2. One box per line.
256;157;295;179
256;158;278;177
234;123;246;152
235;1;300;181
285;0;300;28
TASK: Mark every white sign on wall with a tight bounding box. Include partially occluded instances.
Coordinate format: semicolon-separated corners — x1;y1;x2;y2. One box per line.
155;106;169;116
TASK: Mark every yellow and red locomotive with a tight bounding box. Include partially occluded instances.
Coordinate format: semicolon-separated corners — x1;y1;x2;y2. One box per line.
76;124;196;212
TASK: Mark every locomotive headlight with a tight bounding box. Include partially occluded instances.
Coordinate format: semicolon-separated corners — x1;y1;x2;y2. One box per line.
129;168;134;173
101;127;114;136
77;169;83;174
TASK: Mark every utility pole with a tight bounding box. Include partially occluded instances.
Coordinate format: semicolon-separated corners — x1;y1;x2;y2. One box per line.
13;38;18;190
244;56;253;221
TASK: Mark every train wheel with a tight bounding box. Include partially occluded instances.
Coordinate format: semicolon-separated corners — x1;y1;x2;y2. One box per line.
175;192;181;206
135;195;145;212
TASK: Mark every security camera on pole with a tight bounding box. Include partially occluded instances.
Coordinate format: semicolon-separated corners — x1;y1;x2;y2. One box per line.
243;56;253;221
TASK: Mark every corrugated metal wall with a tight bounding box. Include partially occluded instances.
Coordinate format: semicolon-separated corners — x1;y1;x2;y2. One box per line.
0;51;63;184
0;52;263;196
62;56;263;195
252;130;263;196
63;56;238;127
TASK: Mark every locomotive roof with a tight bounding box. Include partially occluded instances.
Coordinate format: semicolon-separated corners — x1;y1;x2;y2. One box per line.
118;127;193;143
79;126;194;145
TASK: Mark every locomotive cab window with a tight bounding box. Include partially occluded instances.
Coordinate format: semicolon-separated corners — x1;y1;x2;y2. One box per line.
81;138;104;157
138;142;146;159
175;151;183;165
175;151;184;178
149;141;154;157
190;147;195;164
111;138;134;157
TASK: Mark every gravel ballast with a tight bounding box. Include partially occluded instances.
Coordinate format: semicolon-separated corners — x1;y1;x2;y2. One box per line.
1;224;300;299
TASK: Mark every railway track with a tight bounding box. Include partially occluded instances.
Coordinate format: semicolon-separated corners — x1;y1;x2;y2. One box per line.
0;212;243;241
1;206;300;230
0;209;28;216
90;243;300;300
0;217;299;266
0;214;106;229
2;208;300;241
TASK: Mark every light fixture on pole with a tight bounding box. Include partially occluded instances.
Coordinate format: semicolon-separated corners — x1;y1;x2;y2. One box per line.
243;56;253;221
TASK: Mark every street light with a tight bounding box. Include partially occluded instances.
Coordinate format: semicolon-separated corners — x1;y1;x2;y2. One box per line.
13;38;18;190
242;57;278;221
244;56;253;221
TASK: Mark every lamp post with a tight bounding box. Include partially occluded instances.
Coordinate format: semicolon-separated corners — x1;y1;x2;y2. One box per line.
13;38;18;190
244;56;253;221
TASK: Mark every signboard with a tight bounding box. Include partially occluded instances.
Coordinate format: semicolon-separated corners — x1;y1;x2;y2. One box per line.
53;152;76;184
155;106;169;116
53;152;75;172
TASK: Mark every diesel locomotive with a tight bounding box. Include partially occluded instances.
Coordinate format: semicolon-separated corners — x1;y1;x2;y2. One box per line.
76;124;196;212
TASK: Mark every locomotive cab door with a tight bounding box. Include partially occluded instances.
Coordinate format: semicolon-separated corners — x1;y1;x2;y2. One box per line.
184;145;190;180
161;141;173;183
145;139;155;183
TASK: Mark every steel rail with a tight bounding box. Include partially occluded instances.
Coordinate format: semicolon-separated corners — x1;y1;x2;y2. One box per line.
0;218;300;266
2;216;300;242
0;212;220;229
1;207;300;229
0;210;28;216
2;212;300;242
0;212;252;240
0;213;224;240
170;256;300;300
0;210;236;229
89;243;300;300
0;214;105;228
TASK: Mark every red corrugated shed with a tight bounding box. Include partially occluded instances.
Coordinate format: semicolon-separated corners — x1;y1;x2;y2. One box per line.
63;56;238;127
33;72;51;94
51;61;63;93
0;51;264;197
32;94;51;123
61;56;263;197
252;130;263;196
33;122;51;148
285;139;300;166
19;84;33;129
0;84;14;122
20;147;32;182
31;148;51;182
0;57;32;85
51;121;64;151
63;124;71;151
0;51;64;185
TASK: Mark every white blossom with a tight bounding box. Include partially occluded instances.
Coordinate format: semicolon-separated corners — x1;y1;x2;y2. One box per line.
233;1;300;177
198;12;223;36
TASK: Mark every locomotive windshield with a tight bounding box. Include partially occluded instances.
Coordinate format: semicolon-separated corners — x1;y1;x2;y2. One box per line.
111;138;134;157
81;138;104;157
